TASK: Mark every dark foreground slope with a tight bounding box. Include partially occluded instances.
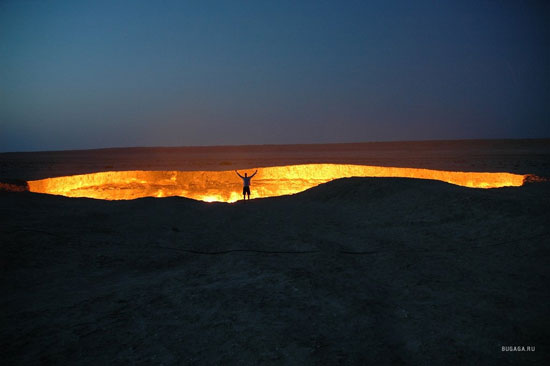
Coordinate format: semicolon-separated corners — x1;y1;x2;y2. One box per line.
1;178;549;365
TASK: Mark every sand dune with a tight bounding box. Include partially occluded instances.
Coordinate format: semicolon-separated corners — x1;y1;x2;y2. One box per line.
1;177;549;364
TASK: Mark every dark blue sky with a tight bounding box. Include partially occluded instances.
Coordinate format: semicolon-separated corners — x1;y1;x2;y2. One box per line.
1;0;548;152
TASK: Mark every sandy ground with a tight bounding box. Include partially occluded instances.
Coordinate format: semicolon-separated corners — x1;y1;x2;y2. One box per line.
1;140;550;365
1;139;549;181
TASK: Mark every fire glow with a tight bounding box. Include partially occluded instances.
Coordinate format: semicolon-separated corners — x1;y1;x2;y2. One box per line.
27;164;527;203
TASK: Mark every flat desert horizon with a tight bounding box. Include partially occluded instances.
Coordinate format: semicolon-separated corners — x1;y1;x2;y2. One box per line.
2;138;549;180
1;139;549;364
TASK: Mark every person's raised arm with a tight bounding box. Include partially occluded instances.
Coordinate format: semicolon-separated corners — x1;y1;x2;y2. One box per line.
250;170;258;178
235;170;244;178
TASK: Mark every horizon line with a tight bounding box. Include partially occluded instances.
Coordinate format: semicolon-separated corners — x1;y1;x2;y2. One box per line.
2;137;549;155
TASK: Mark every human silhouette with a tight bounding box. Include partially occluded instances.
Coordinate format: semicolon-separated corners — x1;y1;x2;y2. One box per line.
235;170;258;200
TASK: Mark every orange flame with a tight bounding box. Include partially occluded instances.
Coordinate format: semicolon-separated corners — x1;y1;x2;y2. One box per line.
27;164;527;202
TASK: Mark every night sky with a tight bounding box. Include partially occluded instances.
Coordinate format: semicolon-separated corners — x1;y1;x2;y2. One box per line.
1;0;549;152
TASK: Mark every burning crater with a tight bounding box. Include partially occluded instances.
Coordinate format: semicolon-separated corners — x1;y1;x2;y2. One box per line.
25;164;528;203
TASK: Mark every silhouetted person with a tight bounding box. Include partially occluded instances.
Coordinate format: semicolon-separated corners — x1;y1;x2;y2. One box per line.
235;170;257;200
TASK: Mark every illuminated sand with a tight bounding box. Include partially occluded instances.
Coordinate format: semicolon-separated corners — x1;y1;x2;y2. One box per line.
27;164;527;202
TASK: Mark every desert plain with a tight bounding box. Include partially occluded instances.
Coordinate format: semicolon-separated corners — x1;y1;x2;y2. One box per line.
1;139;549;365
